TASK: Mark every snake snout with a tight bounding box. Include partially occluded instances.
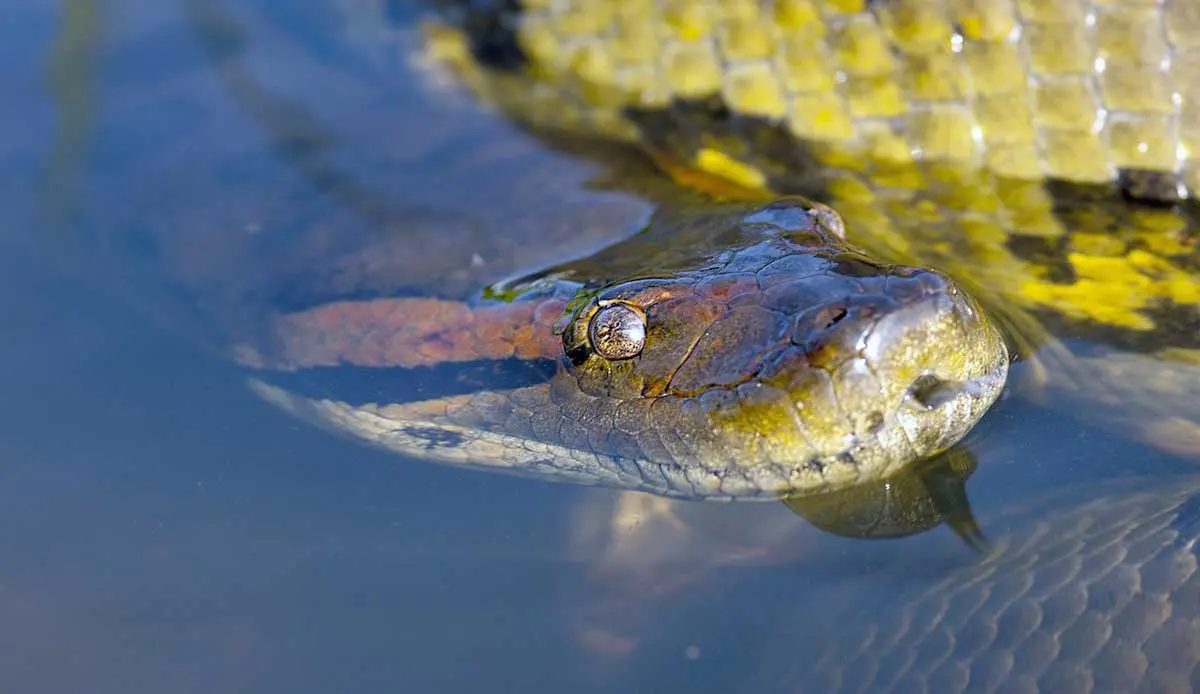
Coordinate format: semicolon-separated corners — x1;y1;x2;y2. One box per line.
861;270;1009;460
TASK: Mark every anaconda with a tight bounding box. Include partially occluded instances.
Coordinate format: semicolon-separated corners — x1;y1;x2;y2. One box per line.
215;0;1200;503
330;0;1200;462
118;3;1200;690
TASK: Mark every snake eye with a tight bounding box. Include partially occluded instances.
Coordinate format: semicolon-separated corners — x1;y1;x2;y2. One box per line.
588;302;646;360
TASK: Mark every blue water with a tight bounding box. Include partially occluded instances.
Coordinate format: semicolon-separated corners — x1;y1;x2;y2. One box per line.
1;2;1190;692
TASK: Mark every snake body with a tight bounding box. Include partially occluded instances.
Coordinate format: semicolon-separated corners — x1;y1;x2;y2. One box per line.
353;2;1200;688
192;2;1200;689
738;474;1200;692
413;0;1200;335
197;3;1200;689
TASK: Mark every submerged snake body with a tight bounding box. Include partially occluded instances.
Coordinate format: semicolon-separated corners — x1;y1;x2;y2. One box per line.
738;475;1200;693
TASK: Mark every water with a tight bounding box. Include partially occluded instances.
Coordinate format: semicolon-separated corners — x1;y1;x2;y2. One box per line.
2;2;1195;692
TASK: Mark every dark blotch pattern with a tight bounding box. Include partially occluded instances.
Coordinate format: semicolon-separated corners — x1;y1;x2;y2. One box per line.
1118;168;1186;205
433;0;526;70
1006;234;1076;284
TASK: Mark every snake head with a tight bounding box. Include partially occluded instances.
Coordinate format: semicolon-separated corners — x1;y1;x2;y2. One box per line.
557;201;1009;498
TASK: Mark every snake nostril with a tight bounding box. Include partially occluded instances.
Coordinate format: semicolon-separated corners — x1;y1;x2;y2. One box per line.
816;306;848;331
792;304;854;354
906;374;960;410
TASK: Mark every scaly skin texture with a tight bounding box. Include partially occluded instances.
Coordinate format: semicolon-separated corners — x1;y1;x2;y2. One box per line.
739;475;1200;693
248;199;1007;499
398;0;1200;455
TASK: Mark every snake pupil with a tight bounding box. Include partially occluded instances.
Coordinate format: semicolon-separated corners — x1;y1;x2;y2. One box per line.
588;303;647;360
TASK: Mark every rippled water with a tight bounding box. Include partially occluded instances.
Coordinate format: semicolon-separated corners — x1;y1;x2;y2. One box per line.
2;2;1195;692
